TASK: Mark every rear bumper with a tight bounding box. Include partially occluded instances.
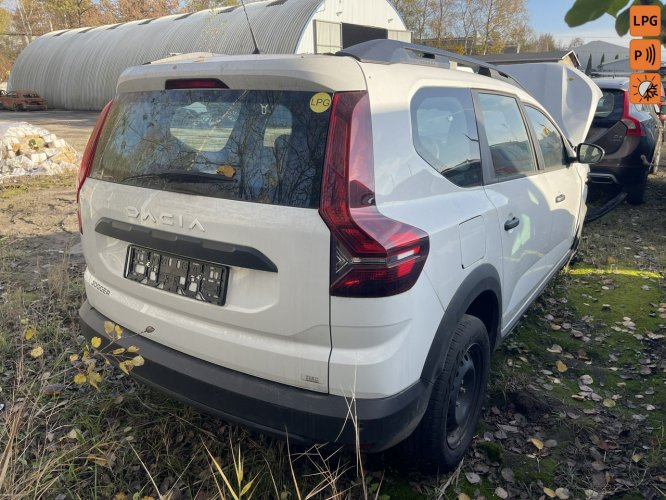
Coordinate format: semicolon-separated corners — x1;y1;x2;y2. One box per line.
588;140;653;187
588;161;648;187
78;301;430;452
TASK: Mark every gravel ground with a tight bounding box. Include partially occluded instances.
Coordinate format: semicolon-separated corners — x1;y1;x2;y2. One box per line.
0;109;98;151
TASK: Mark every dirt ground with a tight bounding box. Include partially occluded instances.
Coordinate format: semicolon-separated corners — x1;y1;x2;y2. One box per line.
0;109;99;151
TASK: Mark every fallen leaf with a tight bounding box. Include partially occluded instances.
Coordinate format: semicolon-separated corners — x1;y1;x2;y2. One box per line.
112;348;126;355
69;354;79;362
66;428;81;440
457;494;471;500
555;487;571;499
497;424;519;433
91;337;102;349
114;325;123;338
74;373;87;384
86;454;108;467
30;346;44;358
88;371;102;390
131;355;145;367
464;472;481;484
602;399;616;408
127;346;140;353
118;361;133;375
501;467;514;482
103;321;114;335
495;487;509;499
580;374;594;385
632;454;642;463
42;384;64;395
24;328;35;341
547;344;563;353
544;487;557;498
556;360;568;373
529;438;544;450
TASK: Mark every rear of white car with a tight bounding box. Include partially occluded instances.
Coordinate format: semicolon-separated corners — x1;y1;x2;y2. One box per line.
78;53;440;451
78;43;600;464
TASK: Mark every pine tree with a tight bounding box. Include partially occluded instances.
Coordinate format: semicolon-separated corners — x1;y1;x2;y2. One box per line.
599;53;606;68
585;54;592;75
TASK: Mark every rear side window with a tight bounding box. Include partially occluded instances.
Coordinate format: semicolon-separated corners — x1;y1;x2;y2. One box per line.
524;107;568;170
477;93;536;179
594;89;624;122
412;88;482;188
90;89;332;209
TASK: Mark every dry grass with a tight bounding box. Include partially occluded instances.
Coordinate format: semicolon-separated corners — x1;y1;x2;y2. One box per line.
1;169;664;498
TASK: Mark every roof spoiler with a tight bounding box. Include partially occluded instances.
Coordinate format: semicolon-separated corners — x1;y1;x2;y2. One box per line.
337;39;525;90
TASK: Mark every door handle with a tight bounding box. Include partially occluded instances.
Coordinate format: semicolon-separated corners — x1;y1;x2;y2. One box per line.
504;217;520;231
555;194;566;203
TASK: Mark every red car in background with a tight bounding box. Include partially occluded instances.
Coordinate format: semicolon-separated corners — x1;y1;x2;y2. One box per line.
0;89;48;111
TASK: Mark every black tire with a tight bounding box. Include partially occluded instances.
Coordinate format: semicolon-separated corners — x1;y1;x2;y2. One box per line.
411;315;490;470
626;172;648;205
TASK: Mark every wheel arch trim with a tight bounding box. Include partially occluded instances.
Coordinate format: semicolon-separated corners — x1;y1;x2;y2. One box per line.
420;263;501;384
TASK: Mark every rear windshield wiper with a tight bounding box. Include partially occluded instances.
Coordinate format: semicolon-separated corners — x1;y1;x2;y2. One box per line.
121;170;238;184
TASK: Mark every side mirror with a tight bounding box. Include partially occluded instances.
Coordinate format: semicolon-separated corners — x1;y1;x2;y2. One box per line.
577;143;604;165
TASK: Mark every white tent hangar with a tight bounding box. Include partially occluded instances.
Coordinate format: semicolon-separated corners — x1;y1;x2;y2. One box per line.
9;0;410;111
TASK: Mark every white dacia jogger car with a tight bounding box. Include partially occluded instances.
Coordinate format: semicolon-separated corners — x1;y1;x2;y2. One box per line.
77;40;603;468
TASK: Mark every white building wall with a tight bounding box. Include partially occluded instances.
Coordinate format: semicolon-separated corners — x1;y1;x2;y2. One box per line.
296;0;409;54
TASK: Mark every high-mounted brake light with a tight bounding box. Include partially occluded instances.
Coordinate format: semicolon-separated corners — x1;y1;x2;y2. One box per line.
622;91;644;137
165;79;227;90
319;92;429;298
77;99;114;233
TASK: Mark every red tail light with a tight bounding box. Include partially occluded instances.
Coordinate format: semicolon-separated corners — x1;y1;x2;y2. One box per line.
77;100;114;233
622;92;643;137
165;79;227;89
319;92;429;298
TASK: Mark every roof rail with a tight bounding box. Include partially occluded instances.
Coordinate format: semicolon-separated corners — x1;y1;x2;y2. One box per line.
337;40;524;90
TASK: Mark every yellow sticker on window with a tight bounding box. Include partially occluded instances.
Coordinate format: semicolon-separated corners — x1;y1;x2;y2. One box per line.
310;93;332;113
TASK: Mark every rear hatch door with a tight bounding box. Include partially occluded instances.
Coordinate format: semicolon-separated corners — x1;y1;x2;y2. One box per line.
496;62;602;146
79;55;367;392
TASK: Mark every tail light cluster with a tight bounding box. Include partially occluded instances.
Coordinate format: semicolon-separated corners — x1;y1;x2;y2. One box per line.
621;92;644;137
320;92;429;298
76;100;114;233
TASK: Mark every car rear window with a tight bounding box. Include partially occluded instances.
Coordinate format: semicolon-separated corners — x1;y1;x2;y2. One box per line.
90;89;333;209
594;89;624;122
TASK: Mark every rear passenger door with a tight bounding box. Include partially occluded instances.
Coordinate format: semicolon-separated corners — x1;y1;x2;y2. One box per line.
475;92;553;329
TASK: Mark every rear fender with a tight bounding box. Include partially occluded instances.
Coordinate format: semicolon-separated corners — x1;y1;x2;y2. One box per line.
420;263;501;384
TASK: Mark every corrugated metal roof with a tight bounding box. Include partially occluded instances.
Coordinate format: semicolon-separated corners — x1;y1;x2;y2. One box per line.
9;0;326;110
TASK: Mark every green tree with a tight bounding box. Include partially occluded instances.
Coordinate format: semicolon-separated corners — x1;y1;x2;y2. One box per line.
183;0;238;12
565;0;666;44
585;53;593;74
599;53;605;68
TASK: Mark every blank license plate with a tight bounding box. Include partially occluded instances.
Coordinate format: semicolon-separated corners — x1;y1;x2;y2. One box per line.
124;245;229;306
